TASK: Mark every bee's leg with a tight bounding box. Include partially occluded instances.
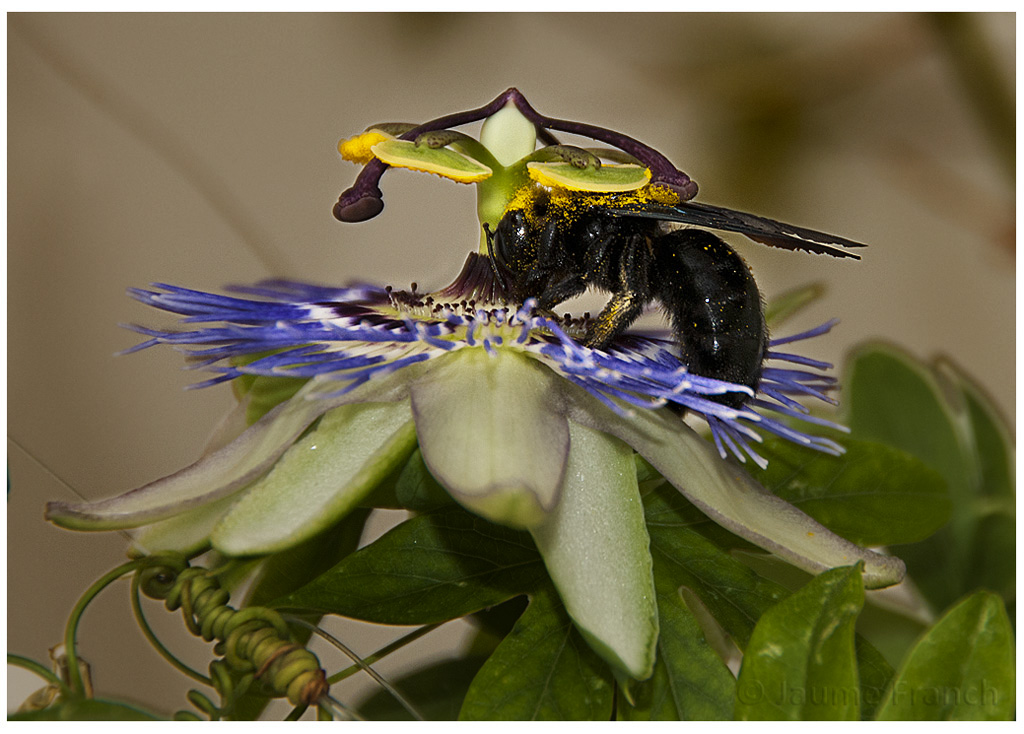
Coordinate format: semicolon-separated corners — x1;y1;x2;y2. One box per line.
583;290;646;350
534;275;586;311
522;218;588;309
582;231;619;282
583;232;652;349
536;229;619;312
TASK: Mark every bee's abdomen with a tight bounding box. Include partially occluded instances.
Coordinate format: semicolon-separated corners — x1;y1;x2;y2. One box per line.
652;229;767;405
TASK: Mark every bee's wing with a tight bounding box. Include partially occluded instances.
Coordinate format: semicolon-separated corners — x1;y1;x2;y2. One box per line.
606;200;866;259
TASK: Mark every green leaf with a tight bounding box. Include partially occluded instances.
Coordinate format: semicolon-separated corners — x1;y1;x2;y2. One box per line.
634;453;663;487
965;511;1016;605
735;565;865;721
934;358;1014;500
845;345;1014;611
645;489;892;719
620;557;736;720
748;437;951;546
355;656;490;721
644;506;788;649
244;508;368;607
393;448;454;511
459;585;614;720
876;591;1014;720
854;635;896;720
845;344;973;495
530;422;657;681
936;360;1015;609
271;506;546;624
10;698;162;720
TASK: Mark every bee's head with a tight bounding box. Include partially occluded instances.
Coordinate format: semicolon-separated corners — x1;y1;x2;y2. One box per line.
491;187;553;274
492;208;532;276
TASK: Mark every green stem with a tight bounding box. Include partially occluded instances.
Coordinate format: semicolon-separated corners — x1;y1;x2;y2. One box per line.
291;618;426;721
285;703;309;721
63;559;147;695
319;694;364;721
130;572;212;686
325;622;443;685
7;653;72;698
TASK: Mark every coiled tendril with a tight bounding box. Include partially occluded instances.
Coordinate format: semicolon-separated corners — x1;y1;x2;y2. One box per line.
137;555;328;719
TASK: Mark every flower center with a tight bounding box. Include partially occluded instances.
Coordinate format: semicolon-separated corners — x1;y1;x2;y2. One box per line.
383;283;592;352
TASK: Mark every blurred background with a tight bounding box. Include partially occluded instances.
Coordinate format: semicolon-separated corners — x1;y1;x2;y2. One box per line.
8;13;1014;717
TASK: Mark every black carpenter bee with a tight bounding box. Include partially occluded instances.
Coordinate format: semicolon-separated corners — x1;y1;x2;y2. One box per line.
485;184;866;406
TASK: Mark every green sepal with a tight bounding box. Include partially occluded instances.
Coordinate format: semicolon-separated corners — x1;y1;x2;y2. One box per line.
228;352;308;425
566;390;906;589
130;491;240;555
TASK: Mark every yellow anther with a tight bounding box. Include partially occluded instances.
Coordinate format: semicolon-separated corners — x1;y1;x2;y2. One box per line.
338;131;391;164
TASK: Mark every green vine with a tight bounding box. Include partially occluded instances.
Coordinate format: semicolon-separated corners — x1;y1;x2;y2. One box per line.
135;555;329;719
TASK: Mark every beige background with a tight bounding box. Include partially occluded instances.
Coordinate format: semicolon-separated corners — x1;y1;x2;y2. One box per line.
8;13;1014;717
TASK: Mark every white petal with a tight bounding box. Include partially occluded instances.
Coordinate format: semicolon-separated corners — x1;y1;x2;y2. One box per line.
530;421;658;680
131;491;242;556
45;383;335;530
564;391;906;590
212;401;416;556
411;349;569;529
45;361;429;532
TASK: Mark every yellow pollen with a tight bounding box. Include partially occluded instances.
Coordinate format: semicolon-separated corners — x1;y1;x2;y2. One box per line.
338;131;391;164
